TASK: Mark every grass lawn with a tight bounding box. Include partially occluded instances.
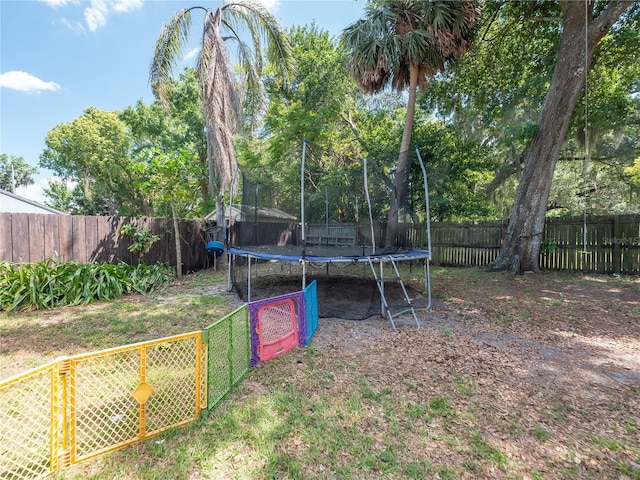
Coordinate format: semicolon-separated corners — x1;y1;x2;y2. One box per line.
2;266;639;479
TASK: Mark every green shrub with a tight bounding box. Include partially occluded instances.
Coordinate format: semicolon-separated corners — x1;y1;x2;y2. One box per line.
120;223;160;260
0;259;175;313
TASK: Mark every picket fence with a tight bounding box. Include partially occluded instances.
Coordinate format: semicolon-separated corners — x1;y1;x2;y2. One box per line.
428;215;640;274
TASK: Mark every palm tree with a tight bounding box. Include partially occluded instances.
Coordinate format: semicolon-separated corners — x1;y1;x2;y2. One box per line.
342;0;479;246
150;0;294;225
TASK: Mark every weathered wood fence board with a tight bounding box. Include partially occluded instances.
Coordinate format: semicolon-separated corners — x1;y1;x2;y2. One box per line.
0;213;207;272
429;220;504;267
229;216;639;274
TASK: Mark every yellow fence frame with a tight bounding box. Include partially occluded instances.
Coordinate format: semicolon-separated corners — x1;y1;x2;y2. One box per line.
1;332;205;480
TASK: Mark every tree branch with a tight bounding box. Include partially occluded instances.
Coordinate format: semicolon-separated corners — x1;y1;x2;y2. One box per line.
590;1;635;37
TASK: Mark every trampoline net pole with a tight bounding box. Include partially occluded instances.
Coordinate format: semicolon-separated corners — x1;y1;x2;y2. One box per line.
301;139;307;259
302;260;306;290
247;256;252;303
415;145;432;309
363;157;376;255
227;164;239;292
414;146;432;255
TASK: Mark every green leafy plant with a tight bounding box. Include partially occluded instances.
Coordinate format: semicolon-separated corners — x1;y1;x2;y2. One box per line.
0;259;175;313
540;239;557;255
120;223;160;261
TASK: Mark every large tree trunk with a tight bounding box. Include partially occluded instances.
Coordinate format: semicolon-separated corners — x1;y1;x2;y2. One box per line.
491;0;632;273
386;64;419;247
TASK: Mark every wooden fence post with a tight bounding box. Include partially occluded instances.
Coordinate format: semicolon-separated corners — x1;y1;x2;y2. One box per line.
613;215;621;274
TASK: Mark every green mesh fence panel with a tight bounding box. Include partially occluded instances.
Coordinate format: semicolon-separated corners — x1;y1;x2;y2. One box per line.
205;305;250;409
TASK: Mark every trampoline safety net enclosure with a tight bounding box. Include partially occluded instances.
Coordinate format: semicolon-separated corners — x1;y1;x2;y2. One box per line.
226;141;432;323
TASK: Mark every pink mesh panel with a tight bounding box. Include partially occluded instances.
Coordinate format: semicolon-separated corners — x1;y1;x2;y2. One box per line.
257;299;298;361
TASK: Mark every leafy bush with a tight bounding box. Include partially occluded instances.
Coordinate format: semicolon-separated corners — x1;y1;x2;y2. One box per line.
0;259;175;313
120;223;160;260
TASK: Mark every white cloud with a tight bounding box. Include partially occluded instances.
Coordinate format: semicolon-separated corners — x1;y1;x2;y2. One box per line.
60;17;86;34
15;183;46;206
112;0;143;13
17;178;78;207
85;0;108;32
45;0;144;33
39;0;81;8
184;48;200;61
0;71;61;94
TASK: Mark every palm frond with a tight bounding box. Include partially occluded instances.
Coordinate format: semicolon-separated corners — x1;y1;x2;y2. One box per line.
222;0;295;82
150;0;295;197
198;9;242;191
149;8;194;108
342;0;480;94
235;40;267;129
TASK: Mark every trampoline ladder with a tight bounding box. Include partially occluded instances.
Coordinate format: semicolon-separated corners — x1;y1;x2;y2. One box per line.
367;256;420;332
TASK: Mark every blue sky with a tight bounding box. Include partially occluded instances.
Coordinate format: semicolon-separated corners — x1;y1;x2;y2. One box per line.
0;0;365;203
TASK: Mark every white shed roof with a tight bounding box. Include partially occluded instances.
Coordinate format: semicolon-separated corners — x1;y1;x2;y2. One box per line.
0;189;65;214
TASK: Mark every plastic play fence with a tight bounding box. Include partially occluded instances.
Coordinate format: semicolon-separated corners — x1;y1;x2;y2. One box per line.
0;282;318;480
0;332;204;480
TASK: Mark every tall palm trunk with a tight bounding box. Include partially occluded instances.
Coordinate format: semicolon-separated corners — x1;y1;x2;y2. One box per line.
386;64;419;247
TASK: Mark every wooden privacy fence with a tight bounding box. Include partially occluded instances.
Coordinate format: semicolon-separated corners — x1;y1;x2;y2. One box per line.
428;215;640;274
0;213;207;271
429;220;505;267
3;214;639;274
229;221;298;247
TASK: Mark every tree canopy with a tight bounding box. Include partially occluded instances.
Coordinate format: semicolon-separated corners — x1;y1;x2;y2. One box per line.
0;154;37;193
342;0;480;245
39;71;209;217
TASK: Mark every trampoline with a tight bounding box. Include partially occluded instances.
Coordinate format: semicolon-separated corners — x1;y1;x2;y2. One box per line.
224;142;433;330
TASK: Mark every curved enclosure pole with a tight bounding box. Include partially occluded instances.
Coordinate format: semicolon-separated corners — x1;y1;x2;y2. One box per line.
424;259;431;309
247;255;252;302
414;146;432;255
363;158;376;254
581;1;590;255
415;146;432;308
227;163;240;292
